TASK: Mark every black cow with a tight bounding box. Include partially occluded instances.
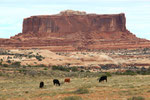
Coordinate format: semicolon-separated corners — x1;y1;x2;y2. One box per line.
99;75;107;82
53;79;60;86
39;81;44;88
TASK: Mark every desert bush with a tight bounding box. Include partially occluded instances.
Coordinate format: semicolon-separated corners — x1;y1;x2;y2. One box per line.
7;56;12;59
0;62;2;66
0;59;3;62
18;68;27;73
104;72;112;77
62;96;83;100
115;70;137;75
97;72;112;78
52;66;80;72
136;70;147;75
136;67;150;75
80;70;85;72
70;67;78;72
86;70;91;73
3;64;9;67
127;96;145;100
11;61;21;67
0;72;4;76
28;55;34;58
73;87;89;94
7;60;11;63
25;64;46;67
33;64;46;67
52;65;70;72
35;55;44;61
44;67;48;70
0;72;9;77
115;68;150;75
147;90;150;93
28;52;33;54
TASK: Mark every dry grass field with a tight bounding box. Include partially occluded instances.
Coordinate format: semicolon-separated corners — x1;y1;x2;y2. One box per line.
0;67;150;100
1;48;150;100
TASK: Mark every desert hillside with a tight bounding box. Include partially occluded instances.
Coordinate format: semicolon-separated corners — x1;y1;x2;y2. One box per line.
1;48;150;71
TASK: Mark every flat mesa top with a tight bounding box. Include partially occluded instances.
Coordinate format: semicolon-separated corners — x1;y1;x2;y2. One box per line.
24;10;125;19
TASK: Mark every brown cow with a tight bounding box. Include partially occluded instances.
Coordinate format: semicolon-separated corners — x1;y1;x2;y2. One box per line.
64;78;70;83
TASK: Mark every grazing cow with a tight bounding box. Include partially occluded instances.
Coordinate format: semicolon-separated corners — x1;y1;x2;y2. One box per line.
39;81;44;88
64;78;70;83
99;75;107;82
53;79;60;86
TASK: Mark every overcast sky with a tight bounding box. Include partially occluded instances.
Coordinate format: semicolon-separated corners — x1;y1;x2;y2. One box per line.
0;0;150;40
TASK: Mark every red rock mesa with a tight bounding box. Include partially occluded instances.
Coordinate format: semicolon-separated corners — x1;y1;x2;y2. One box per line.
0;10;150;51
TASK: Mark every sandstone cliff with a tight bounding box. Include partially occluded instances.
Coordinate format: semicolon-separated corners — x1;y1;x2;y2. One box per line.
22;12;126;36
0;10;150;51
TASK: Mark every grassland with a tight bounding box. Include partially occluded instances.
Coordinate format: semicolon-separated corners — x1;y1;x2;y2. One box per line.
0;67;150;100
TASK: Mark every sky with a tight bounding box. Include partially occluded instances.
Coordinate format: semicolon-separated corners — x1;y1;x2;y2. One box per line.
0;0;150;40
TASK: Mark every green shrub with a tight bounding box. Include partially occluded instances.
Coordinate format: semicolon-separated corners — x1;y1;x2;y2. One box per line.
37;58;42;61
22;65;26;68
52;65;70;72
70;67;78;72
35;55;44;61
18;68;27;73
52;65;80;72
115;70;137;75
73;87;89;94
80;70;84;72
28;52;33;54
127;96;145;100
28;55;34;58
11;61;21;67
3;64;9;67
137;69;150;75
115;66;150;75
44;67;48;70
104;72;112;77
147;90;150;92
25;64;46;67
62;96;83;100
124;70;137;75
7;60;11;63
0;72;3;76
0;59;3;62
98;72;112;78
33;64;46;67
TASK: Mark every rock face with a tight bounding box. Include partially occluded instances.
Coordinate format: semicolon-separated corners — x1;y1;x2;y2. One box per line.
22;12;126;36
0;10;150;51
